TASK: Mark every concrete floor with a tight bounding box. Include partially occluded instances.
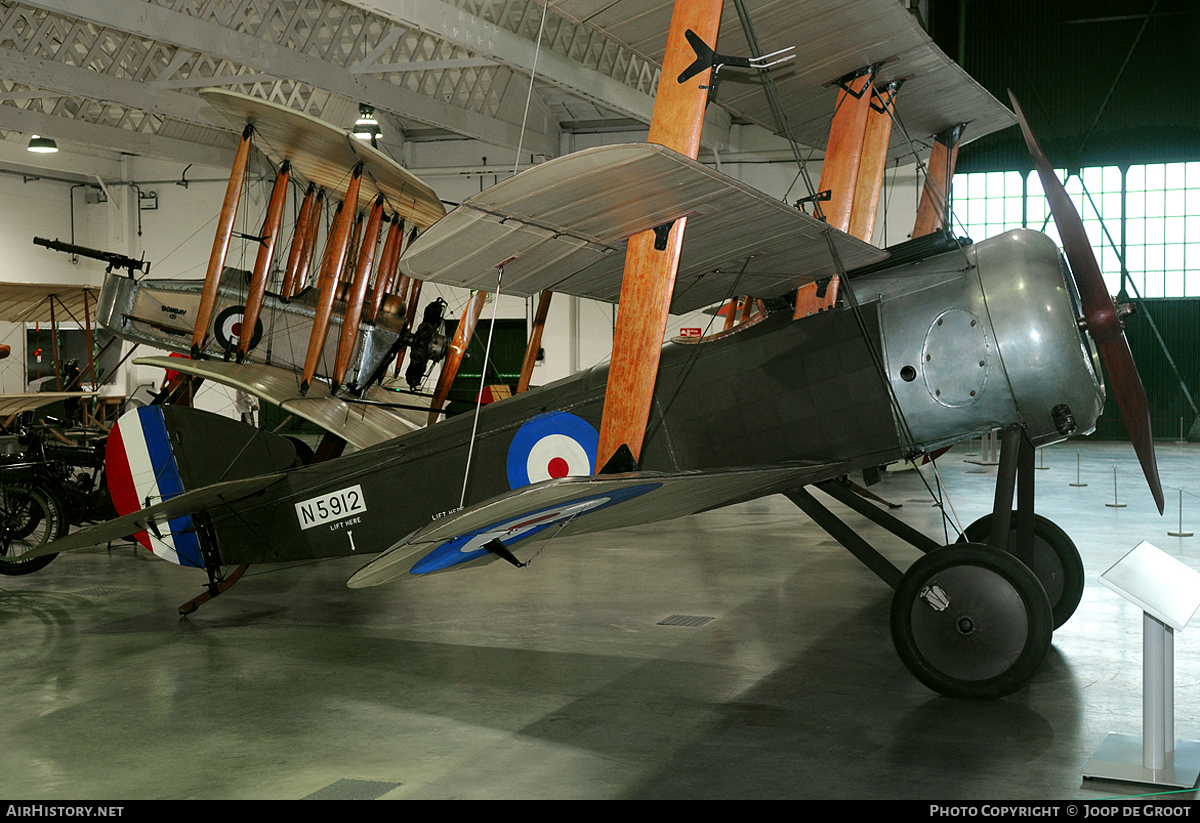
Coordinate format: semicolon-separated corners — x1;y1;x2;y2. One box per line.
2;438;1199;799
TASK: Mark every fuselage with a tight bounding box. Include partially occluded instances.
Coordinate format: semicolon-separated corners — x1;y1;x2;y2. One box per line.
203;229;1104;569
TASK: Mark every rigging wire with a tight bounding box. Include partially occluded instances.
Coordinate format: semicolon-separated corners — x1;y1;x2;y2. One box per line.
641;260;750;448
459;273;504;510
512;1;551;178
731;0;820;210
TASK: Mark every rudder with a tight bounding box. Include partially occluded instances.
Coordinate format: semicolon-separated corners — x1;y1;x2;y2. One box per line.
106;406;299;566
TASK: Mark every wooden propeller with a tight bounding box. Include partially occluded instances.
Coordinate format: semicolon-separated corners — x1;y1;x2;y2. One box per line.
1009;91;1163;514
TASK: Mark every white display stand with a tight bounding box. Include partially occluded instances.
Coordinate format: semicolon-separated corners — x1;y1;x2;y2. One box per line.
1083;541;1200;787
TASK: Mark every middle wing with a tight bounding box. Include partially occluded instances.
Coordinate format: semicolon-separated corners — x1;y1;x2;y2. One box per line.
401;143;889;314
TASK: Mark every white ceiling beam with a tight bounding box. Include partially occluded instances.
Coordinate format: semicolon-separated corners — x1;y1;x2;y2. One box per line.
0;46;215;125
343;0;732;150
0;105;236;170
23;0;561;158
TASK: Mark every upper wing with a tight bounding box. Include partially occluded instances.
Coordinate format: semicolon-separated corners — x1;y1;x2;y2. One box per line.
400;143;889;313
681;0;1015;160
347;460;846;588
201;88;445;230
134;356;423;449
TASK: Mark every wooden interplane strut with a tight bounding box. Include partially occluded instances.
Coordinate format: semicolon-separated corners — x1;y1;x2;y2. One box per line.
366;217;404;324
595;0;722;469
239;161;291;362
297;189;326;295
912;125;965;238
280;183;316;301
394;273;423;379
848;83;899;243
516;290;552;394
332;196;385;392
301;163;363;395
427;289;487;425
192;124;253;358
793;69;876;319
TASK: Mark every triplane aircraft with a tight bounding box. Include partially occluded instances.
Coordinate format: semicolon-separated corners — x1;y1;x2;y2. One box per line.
7;0;1164;699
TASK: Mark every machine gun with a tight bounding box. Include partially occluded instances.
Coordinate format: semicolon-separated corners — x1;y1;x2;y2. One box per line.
33;237;149;276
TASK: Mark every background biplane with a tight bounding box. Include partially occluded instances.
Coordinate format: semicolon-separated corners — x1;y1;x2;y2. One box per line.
2;0;1165;701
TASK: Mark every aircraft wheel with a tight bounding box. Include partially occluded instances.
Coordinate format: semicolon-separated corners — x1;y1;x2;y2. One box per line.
0;480;66;575
891;543;1052;699
958;513;1084;630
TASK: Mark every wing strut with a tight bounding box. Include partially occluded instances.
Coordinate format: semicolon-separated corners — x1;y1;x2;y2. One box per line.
301;162;363;395
279;183;316;301
366;216;404;324
394;267;423;378
793;68;877;318
332;195;385;392
912;125;966;238
848;82;900;243
238;161;290;362
516;289;552;393
191;124;253;358
427;289;487;424
594;0;722;469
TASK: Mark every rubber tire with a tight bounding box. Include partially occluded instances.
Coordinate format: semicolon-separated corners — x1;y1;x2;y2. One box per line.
958;513;1084;630
892;543;1053;699
0;480;67;575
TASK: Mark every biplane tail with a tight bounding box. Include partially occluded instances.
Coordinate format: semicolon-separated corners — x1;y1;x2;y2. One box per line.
105;406;299;566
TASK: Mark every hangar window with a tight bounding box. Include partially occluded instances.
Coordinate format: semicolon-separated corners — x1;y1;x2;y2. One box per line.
953;163;1200;298
953;170;1025;242
1125;162;1200;299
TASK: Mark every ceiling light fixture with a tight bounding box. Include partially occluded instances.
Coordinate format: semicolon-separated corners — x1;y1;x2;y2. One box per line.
352;104;382;147
27;134;58;153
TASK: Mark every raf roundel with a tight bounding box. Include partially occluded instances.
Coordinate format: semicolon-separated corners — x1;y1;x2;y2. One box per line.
506;411;600;490
213;305;263;355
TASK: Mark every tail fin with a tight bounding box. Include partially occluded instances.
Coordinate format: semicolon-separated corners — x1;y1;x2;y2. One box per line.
106;406;298;566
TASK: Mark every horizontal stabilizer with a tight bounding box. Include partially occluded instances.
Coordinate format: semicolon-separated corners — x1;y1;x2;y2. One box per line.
2;473;285;562
133;357;423;449
0;392;98;417
347;461;842;588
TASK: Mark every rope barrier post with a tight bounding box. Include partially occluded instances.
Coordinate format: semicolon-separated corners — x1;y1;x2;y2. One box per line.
1070;452;1088;487
1168;489;1193;538
1106;465;1127;508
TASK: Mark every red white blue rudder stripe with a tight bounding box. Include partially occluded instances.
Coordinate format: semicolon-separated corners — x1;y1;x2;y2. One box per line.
104;406;204;567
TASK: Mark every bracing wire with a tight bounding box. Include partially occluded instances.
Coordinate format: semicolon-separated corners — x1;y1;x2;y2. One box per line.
459;271;504;510
512;1;551;178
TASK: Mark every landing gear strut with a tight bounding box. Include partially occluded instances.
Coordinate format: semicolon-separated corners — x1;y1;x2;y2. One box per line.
958;512;1083;630
787;426;1081;698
